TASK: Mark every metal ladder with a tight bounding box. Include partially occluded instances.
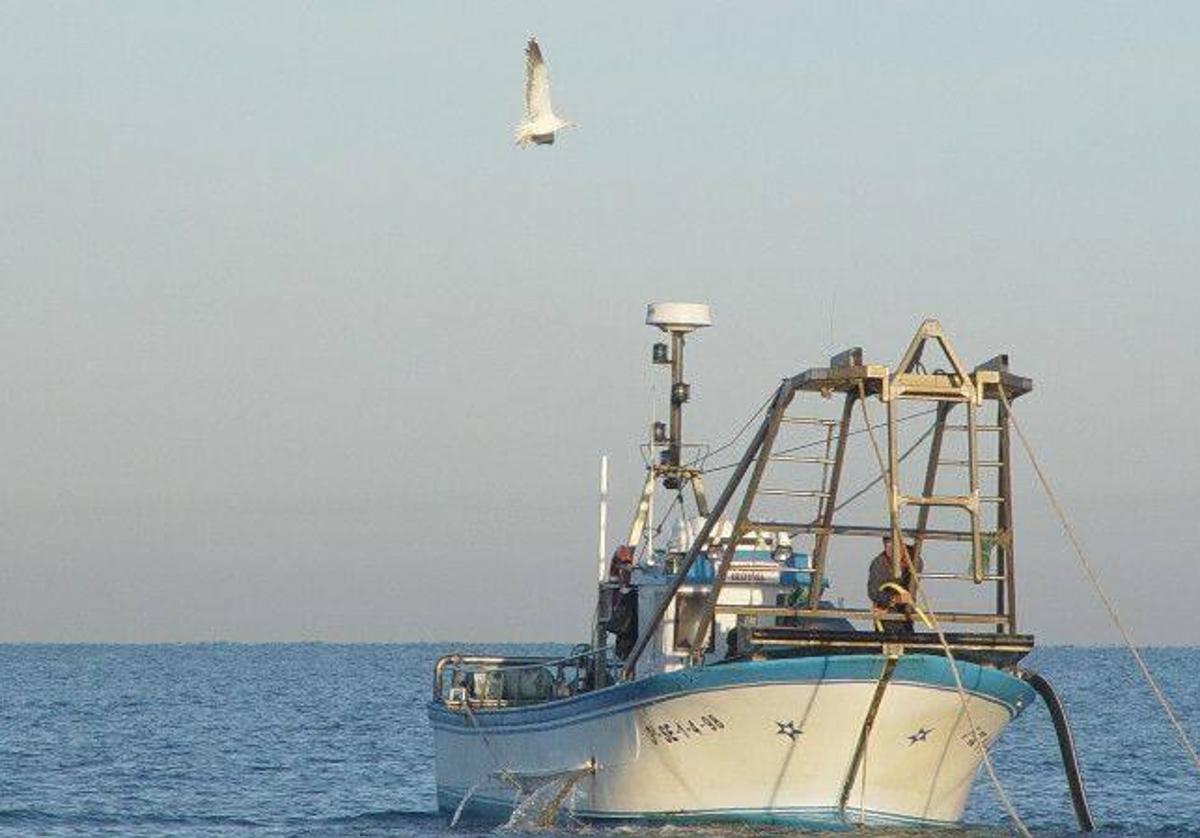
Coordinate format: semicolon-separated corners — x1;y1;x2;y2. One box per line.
887;321;991;585
758;415;838;527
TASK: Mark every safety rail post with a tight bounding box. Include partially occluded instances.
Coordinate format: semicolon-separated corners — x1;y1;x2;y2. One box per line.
997;395;1017;631
967;392;984;582
885;395;904;577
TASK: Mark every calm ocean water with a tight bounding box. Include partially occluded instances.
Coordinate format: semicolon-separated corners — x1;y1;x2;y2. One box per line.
0;644;1196;837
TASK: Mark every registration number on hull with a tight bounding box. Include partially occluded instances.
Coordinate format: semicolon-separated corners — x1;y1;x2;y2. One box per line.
642;713;726;746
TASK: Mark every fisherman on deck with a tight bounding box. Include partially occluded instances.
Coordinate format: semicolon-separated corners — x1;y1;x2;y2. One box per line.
867;535;923;635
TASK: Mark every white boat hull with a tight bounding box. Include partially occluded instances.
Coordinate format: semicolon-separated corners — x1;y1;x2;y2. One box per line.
428;654;1035;828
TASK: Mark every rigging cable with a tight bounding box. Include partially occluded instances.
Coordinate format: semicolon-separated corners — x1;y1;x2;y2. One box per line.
665;488;690;557
632;492;683;564
700;405;939;476
998;385;1200;775
651;493;684;539
690;392;775;468
855;383;1031;838
831;420;938;515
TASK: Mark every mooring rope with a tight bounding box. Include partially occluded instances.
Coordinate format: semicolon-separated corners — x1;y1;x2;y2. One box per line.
449;700;523;827
998;385;1200;775
458;695;600;829
461;699;521;792
856;385;1032;837
916;592;1033;838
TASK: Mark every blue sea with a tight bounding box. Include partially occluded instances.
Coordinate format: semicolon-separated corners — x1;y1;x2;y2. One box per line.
0;644;1196;837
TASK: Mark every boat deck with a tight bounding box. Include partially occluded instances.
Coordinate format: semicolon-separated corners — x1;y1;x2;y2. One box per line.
745;628;1034;668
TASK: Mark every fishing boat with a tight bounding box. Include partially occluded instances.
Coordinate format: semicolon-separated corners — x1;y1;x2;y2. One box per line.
428;304;1090;829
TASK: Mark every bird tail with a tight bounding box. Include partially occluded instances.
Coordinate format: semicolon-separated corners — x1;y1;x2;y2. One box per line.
514;121;539;148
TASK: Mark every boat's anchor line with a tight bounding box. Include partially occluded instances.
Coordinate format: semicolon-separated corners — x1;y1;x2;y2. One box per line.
920;590;1031;838
1001;384;1200;777
1020;670;1095;832
455;686;598;829
461;700;521;786
448;700;524;827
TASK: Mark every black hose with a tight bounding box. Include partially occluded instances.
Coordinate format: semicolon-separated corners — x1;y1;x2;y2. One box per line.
1020;669;1096;832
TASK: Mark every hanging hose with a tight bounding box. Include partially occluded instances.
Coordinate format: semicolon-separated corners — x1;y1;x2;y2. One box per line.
1020;670;1095;832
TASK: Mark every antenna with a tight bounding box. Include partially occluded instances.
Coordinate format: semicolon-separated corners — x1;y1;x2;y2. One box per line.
646;302;712;490
597;455;608;582
829;291;836;354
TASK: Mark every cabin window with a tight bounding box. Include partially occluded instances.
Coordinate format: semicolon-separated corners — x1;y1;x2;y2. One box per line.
673;592;716;652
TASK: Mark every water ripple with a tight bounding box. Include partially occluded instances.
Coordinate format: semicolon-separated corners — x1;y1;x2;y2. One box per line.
0;644;1195;836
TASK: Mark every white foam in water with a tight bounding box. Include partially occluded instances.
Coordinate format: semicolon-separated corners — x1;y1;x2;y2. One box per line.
501;767;592;830
449;778;484;828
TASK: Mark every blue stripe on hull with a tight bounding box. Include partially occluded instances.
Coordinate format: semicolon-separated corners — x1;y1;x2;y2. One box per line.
436;787;957;831
428;653;1034;733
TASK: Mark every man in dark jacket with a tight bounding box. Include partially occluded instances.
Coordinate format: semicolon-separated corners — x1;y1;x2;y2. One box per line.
867;535;922;634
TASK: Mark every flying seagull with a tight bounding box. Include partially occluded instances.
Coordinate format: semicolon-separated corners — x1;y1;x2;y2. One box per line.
514;36;576;148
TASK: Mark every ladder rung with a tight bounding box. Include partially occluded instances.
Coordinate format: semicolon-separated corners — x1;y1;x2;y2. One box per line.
759;488;830;499
750;522;991;543
769;455;835;464
979;495;1006;504
899;494;974;508
946;424;1003;432
919;572;1006;582
747;520;809;531
938;459;1003;468
780;417;839;427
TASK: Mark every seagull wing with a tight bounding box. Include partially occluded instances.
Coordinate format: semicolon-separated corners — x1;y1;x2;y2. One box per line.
524;37;554;120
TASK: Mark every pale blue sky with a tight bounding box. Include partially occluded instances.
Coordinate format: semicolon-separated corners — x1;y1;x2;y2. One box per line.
1;2;1197;643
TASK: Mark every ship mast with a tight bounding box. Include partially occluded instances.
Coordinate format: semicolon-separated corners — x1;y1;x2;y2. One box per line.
593;304;713;682
633;303;713;545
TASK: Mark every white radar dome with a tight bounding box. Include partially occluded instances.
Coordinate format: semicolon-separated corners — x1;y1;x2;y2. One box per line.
646;302;713;333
